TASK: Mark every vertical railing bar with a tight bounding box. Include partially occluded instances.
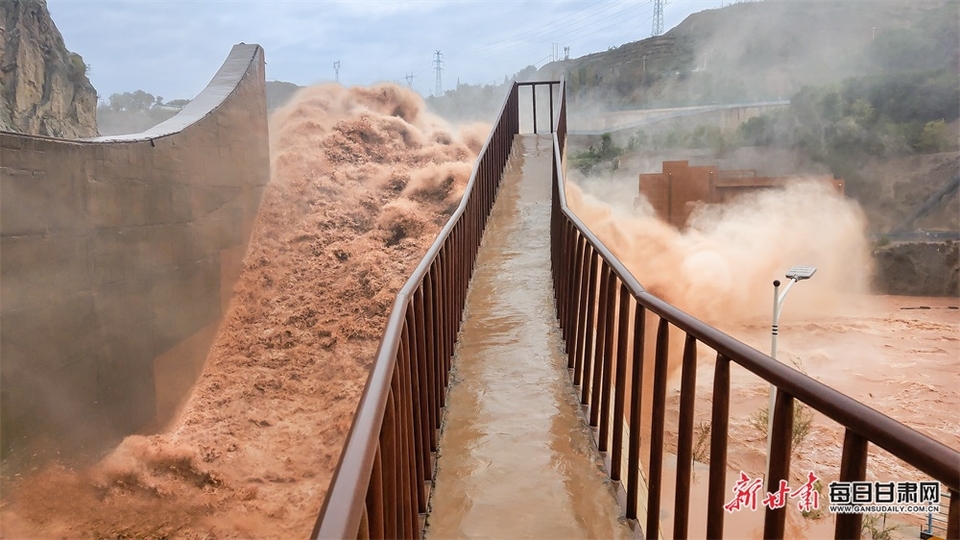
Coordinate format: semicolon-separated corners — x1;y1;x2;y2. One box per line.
405;343;422;538
611;282;630;481
428;269;445;407
549;82;555;132
562;221;575;336
446;248;455;373
434;252;446;390
366;447;384;539
626;302;646;520
391;368;413;539
673;334;698;539
646;317;670;540
567;233;586;368
400;319;427;512
948;490;958;540
412;288;435;453
598;269;617;452
580;250;599;399
358;505;370;540
590;262;611;426
555;218;568;331
532;84;538;134
763;390;794;539
457;223;466;320
575;245;596;388
425;275;442;450
834;429;868;539
706;353;730;538
381;392;398;540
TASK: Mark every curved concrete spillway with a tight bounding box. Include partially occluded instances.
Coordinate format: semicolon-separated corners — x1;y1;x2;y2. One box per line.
0;43;269;466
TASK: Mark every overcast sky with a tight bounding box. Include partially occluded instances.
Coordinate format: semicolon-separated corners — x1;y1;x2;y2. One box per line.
47;0;729;101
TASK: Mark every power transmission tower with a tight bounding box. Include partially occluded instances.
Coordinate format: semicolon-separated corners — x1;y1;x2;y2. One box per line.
433;50;444;95
652;0;665;37
404;73;415;87
333;60;341;83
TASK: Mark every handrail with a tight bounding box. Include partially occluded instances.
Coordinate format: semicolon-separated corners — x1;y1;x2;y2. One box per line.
549;77;960;539
312;81;520;538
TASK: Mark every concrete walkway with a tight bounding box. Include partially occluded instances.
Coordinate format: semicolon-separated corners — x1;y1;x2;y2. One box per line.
425;135;632;539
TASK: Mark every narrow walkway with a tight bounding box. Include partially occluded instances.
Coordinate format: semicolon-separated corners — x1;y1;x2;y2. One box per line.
425;135;631;538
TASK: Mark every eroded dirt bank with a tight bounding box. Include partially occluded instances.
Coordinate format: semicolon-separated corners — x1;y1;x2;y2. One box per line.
0;83;486;539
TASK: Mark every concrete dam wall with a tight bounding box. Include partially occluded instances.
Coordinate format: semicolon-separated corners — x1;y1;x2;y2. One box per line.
0;43;270;465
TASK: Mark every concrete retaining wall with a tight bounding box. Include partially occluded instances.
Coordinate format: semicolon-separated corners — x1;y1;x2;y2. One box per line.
0;44;269;464
568;101;789;137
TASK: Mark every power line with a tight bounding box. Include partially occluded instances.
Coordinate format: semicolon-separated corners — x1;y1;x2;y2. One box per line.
471;0;607;53
469;1;647;63
472;1;627;56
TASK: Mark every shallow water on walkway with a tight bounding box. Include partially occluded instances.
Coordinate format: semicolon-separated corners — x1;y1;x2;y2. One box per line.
425;135;632;539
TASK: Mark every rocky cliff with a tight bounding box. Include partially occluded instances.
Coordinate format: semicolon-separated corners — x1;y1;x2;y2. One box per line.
873;241;960;296
0;0;97;138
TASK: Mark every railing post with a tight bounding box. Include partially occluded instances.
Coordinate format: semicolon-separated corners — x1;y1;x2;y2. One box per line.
626;303;646;520
549;82;555;132
532;84;538;134
366;448;385;539
763;390;794;539
567;233;585;368
611;283;630;481
400;319;427;512
706;354;730;538
835;429;868;539
949;490;959;540
646;317;670;540
381;391;398;539
598;269;618;452
579;249;599;396
590;263;612;426
674;334;698;538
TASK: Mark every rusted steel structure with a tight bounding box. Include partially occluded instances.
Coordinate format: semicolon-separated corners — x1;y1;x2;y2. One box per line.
311;81;560;539
638;160;845;228
312;78;958;539
550;80;959;539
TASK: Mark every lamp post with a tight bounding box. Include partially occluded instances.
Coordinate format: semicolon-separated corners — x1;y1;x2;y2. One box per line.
764;265;817;490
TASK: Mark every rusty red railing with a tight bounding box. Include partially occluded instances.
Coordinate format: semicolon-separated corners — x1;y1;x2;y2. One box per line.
311;81;562;539
548;77;960;539
313;77;957;540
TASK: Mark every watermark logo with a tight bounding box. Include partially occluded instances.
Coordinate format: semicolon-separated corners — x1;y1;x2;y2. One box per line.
827;480;940;514
723;472;941;515
724;471;820;513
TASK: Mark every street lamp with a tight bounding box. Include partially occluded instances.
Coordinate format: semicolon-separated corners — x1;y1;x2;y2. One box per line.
764;264;817;489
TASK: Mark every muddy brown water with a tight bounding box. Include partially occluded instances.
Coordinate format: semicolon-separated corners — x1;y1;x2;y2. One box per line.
425;135;634;538
425;133;958;539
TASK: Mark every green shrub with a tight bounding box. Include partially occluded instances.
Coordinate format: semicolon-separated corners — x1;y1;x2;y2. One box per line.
749;401;815;451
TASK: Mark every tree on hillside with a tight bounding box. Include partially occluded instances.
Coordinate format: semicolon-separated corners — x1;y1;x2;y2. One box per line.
107;90;157;112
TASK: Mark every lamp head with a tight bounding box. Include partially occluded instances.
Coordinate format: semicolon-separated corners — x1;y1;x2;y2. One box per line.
786;265;817;281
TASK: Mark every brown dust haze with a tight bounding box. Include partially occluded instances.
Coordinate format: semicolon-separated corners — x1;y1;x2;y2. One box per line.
565;177;873;327
0;83;486;539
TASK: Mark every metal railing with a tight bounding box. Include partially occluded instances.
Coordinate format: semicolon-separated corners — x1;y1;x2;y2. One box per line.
548;77;960;539
311;81;564;539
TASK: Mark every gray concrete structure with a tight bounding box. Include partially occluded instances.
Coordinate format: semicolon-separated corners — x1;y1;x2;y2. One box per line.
0;44;269;465
568;101;789;139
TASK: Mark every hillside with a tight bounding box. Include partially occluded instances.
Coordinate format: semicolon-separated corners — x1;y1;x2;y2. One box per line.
540;0;955;110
